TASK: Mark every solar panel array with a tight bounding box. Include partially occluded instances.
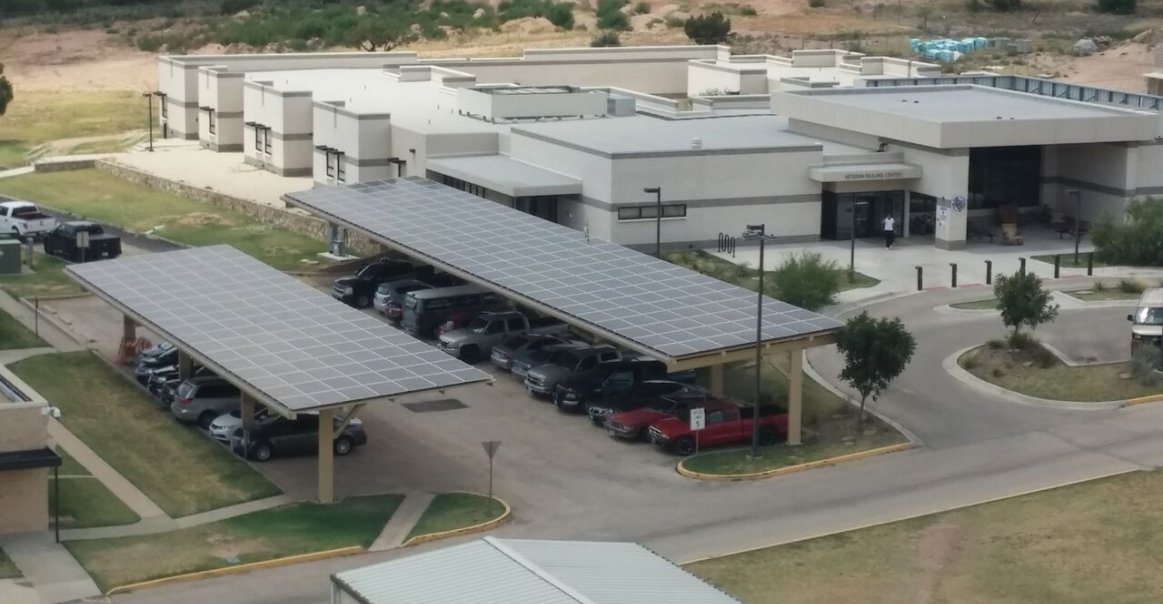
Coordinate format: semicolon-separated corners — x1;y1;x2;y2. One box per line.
67;246;490;413
286;178;843;360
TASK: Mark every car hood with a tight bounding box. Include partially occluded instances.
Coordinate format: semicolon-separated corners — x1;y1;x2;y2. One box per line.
650;416;687;436
558;374;601;392
610;408;666;427
438;329;474;345
1133;325;1163;337
527;365;569;381
333;277;357;288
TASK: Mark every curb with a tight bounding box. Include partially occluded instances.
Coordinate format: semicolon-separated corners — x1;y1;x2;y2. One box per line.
935;302;998;315
400;494;511;548
945;346;1126;411
676;442;915;481
103;545;365;596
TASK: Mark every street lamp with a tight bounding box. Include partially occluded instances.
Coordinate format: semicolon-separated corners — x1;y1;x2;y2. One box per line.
142;92;155;152
741;223;777;458
644;187;662;258
847;200;870;283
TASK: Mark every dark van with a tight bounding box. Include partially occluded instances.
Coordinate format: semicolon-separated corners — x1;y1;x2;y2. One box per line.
400;285;508;338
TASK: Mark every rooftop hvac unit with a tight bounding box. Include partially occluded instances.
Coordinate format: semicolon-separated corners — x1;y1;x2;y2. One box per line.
607;94;636;117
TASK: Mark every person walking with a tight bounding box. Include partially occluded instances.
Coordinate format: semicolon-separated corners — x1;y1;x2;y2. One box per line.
883;215;896;248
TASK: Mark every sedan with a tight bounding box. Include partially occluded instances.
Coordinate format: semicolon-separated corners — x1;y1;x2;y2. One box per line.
209;408;273;443
232;415;367;461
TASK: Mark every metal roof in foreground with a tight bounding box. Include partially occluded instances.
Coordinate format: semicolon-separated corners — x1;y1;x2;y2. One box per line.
331;536;740;604
285;177;842;364
67;245;489;416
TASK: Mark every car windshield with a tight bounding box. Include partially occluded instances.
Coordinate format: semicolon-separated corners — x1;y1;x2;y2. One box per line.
1135;307;1163;325
502;336;528;349
467;317;489;333
177;382;194;398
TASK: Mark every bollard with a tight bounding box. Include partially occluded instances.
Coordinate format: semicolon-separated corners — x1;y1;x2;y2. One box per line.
1019;257;1027;276
984;260;993;285
950;263;958;288
916;266;923;291
1087;252;1094;276
1054;254;1060;279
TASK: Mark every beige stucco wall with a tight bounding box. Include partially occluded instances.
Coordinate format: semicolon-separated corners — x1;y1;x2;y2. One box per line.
0;404;48;453
0;469;49;534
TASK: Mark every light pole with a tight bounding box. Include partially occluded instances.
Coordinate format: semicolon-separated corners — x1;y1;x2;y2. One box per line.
142;92;155;152
1069;189;1082;265
848;200;870;283
742;224;777;457
644;187;662;258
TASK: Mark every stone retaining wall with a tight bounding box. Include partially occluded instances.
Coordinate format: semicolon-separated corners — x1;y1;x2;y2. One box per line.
33;158;97;173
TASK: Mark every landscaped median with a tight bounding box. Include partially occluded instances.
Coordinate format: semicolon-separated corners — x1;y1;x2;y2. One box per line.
9;351;281;517
403;492;510;546
66;495;402;594
678;437;913;481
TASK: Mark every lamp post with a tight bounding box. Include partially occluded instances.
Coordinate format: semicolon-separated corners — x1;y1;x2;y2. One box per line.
847;200;870;283
644;187;662;258
142;92;155;152
1069;189;1082;265
742;224;777;457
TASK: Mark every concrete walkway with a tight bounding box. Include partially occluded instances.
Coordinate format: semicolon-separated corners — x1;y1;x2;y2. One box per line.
47;421;167;521
369;492;436;552
0;294;84;353
0;166;35;179
0;532;99;604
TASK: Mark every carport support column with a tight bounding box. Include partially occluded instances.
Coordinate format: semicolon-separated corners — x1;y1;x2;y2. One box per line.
177;350;193;380
318;408;335;504
122;315;137;342
240;394;255;431
709;364;725;397
787;350;803;446
327;223;346;257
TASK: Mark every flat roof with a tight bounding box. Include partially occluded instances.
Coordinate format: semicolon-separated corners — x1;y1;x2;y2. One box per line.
426;155;582;197
67;246;489;416
285;178;842;366
512;115;847;157
331;537;740;604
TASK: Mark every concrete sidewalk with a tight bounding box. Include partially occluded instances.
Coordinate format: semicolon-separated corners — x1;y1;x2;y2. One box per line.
48;421;167;522
0;532;99;604
369;491;436;552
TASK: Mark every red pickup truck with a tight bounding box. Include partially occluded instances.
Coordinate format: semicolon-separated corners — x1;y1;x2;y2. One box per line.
648;404;787;455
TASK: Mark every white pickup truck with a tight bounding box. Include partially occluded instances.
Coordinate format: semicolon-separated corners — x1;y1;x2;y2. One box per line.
0;200;57;239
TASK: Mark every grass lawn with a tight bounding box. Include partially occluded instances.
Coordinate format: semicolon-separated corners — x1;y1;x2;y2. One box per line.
949;297;998;310
838;270;880;292
682;429;906;475
665;250;879;300
0;170;326;270
67;138;132;156
0;548;19;580
0;91;146;170
406;493;506;541
50;448;140;529
1064;289;1144;302
0;305;45;349
66;494;402;592
959;345;1163;402
687;469;1163;604
10;352;281;517
0;252;86;300
1030;253;1111;269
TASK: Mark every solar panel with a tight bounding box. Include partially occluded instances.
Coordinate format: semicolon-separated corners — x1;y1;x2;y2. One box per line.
286;178;843;360
66;246;490;414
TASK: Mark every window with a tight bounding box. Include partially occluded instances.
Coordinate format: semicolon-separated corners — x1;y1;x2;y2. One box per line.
325;153;335;178
579;356;599;370
161;98;167;118
617;204;687;220
336;152;346;183
706;410;726;424
255;127;262;151
263;129;272;154
208;110;216;135
506;317;525;331
484;321;504;335
439;175;487;199
605;371;634;389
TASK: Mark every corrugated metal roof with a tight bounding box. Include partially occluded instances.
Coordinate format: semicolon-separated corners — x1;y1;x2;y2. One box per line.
331;538;740;604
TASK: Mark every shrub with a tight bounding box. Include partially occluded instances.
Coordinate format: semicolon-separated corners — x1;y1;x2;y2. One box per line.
987;338;1006;349
1007;330;1039;351
591;30;622;46
768;252;841;311
982;0;1021;10
961;353;980;370
1092;199;1163;266
1030;345;1058;369
684;11;732;44
597;10;630;29
634;1;651;13
1119;278;1146;294
808;0;825;6
1094;280;1108;292
665;14;686;27
1132;346;1162;386
545;2;575;28
1096;0;1136;13
739;4;758;14
220;0;257;16
992;367;1006;378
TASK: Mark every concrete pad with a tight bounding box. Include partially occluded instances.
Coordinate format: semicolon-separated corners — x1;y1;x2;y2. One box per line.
0;579;41;604
1038;306;1133;364
0;532;99;604
369;491;436;552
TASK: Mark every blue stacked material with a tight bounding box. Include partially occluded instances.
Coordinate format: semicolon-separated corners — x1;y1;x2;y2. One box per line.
912;37;990;62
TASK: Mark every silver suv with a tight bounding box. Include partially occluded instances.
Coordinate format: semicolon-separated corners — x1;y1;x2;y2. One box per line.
170;377;242;429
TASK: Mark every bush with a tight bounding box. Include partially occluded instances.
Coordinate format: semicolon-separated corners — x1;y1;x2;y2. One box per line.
1007;330;1039;351
739;4;758;14
808;0;825;6
1094;280;1108;292
1030;344;1058;369
545;2;575;28
987;338;1006;350
768;252;841;311
597;10;630;29
1132;347;1162;386
982;0;1021;10
665;14;686;27
1096;0;1135;13
684;11;732;44
634;1;651;13
1092;199;1163;266
961;353;980;370
1119;278;1146;294
591;30;622;46
220;0;257;16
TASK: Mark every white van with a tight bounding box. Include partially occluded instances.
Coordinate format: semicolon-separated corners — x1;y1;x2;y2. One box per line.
1129;287;1163;353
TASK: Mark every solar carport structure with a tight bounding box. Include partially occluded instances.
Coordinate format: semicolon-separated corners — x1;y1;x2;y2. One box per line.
285;177;844;445
66;245;490;502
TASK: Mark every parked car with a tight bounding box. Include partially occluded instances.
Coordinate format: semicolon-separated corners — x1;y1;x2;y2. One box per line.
523;345;622;397
135;342;177;385
552;359;697;413
400;285;509;338
0;200;56;239
490;334;573;372
170;377;242;428
209;408;273;443
1129;287;1163;353
373;278;432;320
510;342;585;380
437;311;570;362
332;260;432;308
231;414;367;461
598;388;715;438
42;221;121;262
649;404;788;455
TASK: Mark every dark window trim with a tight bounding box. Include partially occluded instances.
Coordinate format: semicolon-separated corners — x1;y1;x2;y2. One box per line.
617;204;687;220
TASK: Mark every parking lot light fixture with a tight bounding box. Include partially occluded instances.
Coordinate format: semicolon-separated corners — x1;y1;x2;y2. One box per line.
741;224;777;458
644;187;662;258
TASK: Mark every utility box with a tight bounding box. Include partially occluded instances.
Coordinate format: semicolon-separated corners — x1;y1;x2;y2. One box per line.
0;239;22;275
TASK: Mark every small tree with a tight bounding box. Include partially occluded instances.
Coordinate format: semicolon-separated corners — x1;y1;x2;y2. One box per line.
0;63;12;116
684;11;732;45
1096;0;1135;13
836;312;916;426
767;252;841;311
591;30;622;46
345;16;419;52
993;271;1059;338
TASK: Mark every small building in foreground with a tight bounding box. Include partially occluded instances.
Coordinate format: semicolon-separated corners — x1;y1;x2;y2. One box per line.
330;536;740;604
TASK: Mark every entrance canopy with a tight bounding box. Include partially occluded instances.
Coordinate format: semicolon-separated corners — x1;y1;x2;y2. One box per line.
285;178;842;369
67;245;490;417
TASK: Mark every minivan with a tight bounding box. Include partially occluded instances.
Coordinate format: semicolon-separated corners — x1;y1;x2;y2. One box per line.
400;285;508;338
170;377;242;429
1129;287;1163;353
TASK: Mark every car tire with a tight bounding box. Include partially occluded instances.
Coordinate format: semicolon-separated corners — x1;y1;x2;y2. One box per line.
758;425;779;446
460;345;479;363
637;427;652;442
334;436;354;456
673;436;696;456
355;294;371;308
197;411;217;430
253;443;273;462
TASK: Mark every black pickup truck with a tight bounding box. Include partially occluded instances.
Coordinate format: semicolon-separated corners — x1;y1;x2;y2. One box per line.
552;358;698;413
332;259;435;308
43;221;122;263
